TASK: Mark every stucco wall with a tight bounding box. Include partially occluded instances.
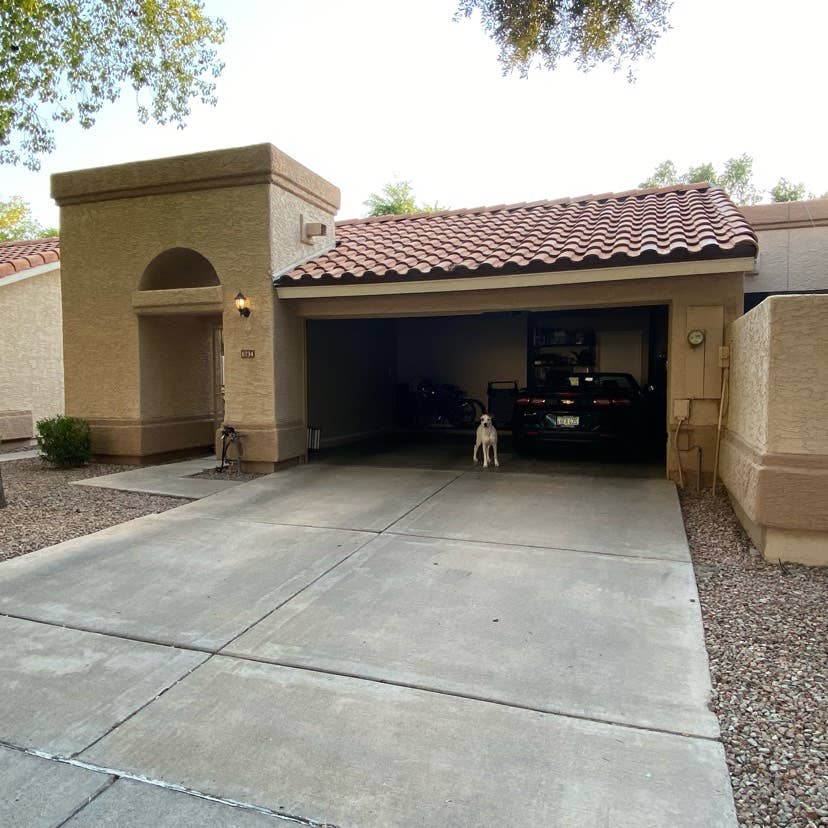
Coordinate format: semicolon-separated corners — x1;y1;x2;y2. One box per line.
741;199;828;295
139;316;218;420
54;144;340;469
265;184;339;465
726;299;770;454
0;268;64;435
307;319;396;446
721;294;828;564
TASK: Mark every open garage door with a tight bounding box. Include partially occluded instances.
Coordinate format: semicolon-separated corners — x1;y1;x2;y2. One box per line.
305;306;667;474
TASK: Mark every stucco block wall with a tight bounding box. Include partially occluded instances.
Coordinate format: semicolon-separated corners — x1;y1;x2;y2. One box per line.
58;183;272;458
725;300;770;454
721;294;828;564
742;199;828;296
745;226;828;294
788;227;828;292
307;319;396;446
0;269;64;434
53;143;340;469
139;316;218;419
264;184;338;465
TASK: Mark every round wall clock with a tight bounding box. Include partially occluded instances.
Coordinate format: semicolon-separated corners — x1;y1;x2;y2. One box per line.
687;329;706;348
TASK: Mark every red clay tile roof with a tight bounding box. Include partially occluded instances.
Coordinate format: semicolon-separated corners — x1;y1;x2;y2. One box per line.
0;237;60;279
281;183;757;285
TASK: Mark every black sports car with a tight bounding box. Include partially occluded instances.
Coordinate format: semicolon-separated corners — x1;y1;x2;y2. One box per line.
512;372;647;451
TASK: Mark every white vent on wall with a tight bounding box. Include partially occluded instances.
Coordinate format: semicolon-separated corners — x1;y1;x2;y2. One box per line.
301;215;328;244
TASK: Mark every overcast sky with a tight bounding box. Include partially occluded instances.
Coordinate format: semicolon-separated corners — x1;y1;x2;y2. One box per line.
4;0;827;228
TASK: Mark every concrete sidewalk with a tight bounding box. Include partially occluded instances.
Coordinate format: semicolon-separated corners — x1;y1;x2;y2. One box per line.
0;461;736;826
70;456;244;499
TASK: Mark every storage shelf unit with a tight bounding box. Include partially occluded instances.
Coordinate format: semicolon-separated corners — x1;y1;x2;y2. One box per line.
528;323;597;387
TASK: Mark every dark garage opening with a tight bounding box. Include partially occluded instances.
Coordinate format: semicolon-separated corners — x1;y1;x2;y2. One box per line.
306;306;667;474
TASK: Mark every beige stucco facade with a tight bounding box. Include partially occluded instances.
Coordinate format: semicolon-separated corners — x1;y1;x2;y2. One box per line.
0;264;65;442
53;144;339;469
53;144;752;487
720;295;828;565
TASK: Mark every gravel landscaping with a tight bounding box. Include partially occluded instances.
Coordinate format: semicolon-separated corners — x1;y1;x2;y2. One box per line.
680;489;827;828
189;467;258;482
0;457;187;561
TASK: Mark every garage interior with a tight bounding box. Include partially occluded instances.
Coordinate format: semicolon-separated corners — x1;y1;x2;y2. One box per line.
306;305;668;472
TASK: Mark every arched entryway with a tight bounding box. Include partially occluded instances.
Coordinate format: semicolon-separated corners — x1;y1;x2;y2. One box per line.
136;248;224;457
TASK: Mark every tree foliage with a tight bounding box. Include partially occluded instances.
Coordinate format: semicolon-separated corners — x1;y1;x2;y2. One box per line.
0;0;226;170
365;180;447;217
0;195;57;240
457;0;672;77
770;178;807;203
640;154;763;205
640;156;828;204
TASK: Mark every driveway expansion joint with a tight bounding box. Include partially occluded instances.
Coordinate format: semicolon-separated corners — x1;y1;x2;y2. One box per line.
53;774;117;828
375;469;467;533
0;609;719;743
210;653;723;744
380;529;693;564
214;530;379;654
67;652;213;760
0;610;216;654
0;739;336;827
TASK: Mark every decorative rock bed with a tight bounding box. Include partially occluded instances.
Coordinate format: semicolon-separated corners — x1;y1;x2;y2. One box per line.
0;458;187;561
680;489;827;827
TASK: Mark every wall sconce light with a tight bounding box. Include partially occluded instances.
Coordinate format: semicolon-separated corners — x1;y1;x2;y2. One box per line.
234;292;250;318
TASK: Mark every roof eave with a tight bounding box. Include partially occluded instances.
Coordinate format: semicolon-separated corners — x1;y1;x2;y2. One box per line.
275;253;757;300
274;242;757;288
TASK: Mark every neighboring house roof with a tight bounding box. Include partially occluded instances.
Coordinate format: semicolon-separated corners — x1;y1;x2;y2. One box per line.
281;183;757;286
741;198;828;231
0;237;60;279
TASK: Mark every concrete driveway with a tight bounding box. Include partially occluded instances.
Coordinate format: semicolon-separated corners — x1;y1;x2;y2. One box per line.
0;458;736;826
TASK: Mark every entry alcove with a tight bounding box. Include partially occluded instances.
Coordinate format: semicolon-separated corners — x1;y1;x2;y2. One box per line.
134;247;224;456
133;247;223;316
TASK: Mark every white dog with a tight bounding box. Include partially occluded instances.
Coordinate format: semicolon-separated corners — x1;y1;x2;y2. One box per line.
473;414;499;468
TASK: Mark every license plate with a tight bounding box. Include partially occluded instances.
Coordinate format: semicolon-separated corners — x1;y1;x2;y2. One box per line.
556;415;580;427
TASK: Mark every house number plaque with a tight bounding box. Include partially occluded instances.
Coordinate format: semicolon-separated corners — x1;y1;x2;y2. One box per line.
241;349;256;359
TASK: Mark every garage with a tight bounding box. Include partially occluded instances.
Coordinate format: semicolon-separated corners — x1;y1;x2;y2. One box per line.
279;185;755;484
305;304;668;471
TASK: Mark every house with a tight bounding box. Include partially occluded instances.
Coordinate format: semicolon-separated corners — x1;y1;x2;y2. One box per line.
740;198;828;309
0;141;820;564
0;238;63;445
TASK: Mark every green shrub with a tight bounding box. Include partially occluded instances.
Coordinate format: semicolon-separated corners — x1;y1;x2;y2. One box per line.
36;415;92;466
